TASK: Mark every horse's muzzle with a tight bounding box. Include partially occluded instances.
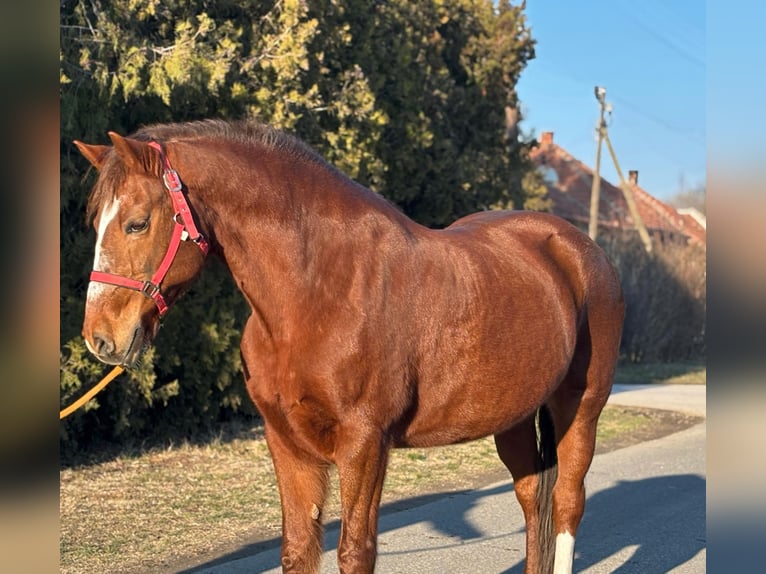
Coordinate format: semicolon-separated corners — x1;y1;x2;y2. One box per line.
84;324;148;367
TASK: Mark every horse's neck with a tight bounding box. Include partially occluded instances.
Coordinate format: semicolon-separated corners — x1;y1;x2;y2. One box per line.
184;143;418;335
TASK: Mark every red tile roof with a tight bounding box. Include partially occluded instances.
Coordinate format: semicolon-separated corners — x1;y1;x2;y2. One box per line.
530;133;706;247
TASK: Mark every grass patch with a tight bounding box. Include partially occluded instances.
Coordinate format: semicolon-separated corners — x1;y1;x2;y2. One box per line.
614;361;706;385
595;405;657;443
59;403;701;574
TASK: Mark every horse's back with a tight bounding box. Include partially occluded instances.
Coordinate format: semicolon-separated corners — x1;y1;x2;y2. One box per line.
445;210;621;308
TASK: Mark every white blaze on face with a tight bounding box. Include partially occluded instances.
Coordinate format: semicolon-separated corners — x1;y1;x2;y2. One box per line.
87;197;121;305
553;531;575;574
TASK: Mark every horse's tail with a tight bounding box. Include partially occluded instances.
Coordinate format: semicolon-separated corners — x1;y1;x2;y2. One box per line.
535;404;558;574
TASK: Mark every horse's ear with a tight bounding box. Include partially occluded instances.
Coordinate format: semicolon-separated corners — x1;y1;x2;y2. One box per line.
108;131;148;172
73;141;111;170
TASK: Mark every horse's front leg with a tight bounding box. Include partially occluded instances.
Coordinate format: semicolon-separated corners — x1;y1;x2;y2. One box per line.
265;423;330;574
335;427;390;574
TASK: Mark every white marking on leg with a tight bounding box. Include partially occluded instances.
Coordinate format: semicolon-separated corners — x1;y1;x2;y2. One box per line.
87;198;120;303
553;531;575;574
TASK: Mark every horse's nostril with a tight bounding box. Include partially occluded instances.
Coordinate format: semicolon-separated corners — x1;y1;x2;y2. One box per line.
93;332;115;356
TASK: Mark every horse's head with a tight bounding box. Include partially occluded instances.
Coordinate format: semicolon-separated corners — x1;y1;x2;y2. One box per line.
74;132;208;366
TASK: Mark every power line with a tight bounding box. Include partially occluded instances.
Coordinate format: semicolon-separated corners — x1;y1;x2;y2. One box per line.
609;94;705;148
527;62;704;147
616;0;705;68
649;0;704;43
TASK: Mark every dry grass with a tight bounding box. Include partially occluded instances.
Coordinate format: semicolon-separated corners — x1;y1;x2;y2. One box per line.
60;429;279;574
59;403;702;574
614;361;706;385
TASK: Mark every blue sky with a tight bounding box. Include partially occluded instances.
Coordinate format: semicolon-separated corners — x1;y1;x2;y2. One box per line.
516;0;705;200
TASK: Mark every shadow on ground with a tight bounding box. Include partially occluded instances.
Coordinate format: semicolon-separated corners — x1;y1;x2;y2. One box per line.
183;473;705;573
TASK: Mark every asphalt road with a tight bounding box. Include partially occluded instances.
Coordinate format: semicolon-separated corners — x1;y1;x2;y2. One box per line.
189;384;706;573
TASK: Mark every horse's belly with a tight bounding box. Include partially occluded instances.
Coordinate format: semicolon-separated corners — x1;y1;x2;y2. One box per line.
394;371;559;448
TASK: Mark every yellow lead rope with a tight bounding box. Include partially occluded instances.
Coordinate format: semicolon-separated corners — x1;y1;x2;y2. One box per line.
60;366;125;419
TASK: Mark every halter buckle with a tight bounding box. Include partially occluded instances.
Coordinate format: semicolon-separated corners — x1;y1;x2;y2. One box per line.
141;281;161;299
162;169;183;192
192;233;210;255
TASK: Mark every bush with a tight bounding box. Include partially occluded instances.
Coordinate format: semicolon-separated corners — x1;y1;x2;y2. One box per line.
598;231;706;363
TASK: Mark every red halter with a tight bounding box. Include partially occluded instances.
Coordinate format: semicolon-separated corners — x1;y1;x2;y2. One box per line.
89;141;209;317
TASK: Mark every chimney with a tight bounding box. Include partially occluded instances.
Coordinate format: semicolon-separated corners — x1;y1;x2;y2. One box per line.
540;131;554;147
628;170;639;185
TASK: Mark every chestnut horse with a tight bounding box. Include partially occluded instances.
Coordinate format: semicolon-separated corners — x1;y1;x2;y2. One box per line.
74;120;624;574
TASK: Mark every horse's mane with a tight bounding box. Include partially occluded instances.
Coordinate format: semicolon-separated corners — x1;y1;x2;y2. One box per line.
134;119;326;166
86;119;330;224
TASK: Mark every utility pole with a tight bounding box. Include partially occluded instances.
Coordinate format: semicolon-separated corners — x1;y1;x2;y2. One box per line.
588;87;607;241
589;86;653;253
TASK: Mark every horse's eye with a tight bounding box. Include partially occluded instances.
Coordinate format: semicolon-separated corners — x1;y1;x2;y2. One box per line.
126;219;149;234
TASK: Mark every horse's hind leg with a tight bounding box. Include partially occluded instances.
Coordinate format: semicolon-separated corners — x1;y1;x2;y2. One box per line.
265;424;330;574
548;313;621;574
495;414;553;574
547;390;603;574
